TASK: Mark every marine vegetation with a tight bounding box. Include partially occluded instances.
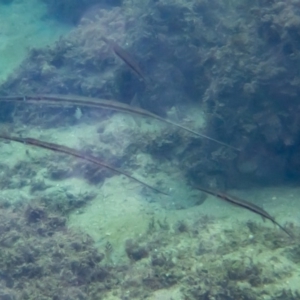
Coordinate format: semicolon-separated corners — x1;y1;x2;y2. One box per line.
0;203;111;299
1;0;300;299
0;202;299;299
3;0;300;187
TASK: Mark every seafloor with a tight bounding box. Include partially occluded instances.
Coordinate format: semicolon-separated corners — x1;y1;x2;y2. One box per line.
0;1;300;300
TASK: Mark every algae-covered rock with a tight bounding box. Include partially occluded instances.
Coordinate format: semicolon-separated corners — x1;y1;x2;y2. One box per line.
38;188;97;214
2;0;300;189
0;203;111;299
0;193;299;299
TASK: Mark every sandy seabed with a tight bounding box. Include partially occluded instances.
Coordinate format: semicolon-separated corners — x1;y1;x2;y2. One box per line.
0;1;300;299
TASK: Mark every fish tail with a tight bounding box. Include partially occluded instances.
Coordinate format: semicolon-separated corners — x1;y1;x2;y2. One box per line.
275;221;293;238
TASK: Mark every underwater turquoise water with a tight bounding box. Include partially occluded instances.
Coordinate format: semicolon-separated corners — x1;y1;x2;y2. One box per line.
0;0;300;299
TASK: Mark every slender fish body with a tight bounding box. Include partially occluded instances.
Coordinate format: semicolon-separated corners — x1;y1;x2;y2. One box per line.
196;186;293;238
101;36;146;82
0;133;167;195
0;94;238;151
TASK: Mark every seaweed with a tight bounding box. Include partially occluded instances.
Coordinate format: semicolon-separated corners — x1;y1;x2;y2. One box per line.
125;239;149;261
0;204;112;299
0;198;297;299
1;1;300;298
174;219;189;233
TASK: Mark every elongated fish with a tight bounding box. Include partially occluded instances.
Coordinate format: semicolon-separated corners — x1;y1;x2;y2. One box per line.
101;36;146;82
0;133;167;195
0;94;239;151
195;186;293;238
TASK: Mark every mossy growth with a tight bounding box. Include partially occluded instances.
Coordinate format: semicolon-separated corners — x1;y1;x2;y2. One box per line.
285;243;300;264
119;214;300;300
0;200;299;299
0;202;115;299
38;189;97;215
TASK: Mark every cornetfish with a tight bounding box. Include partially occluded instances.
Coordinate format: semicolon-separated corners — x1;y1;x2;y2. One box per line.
0;133;167;195
0;94;239;151
101;36;146;82
195;186;293;238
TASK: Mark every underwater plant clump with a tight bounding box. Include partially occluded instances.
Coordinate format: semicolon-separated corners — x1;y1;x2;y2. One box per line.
1;0;300;187
118;214;300;300
121;0;300;187
1;6;128;98
2;0;300;187
0;195;299;300
0;202;121;299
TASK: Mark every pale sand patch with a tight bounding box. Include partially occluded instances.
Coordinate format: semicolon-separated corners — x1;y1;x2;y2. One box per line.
0;0;70;82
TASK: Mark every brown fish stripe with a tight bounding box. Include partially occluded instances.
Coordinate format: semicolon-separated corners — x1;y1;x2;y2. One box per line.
195;186;293;238
0;94;239;151
0;133;167;195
